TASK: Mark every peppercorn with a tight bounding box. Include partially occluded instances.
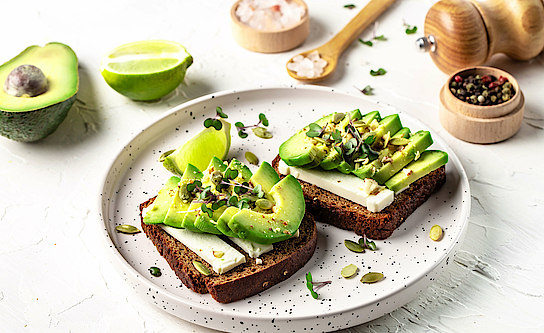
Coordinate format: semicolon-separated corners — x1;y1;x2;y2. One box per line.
450;73;515;106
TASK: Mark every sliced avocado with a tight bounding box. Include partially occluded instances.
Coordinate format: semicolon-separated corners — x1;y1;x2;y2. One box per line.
216;206;240;237
385;150;448;192
163;164;202;228
249;161;280;193
194;206;226;235
227;175;305;244
373;130;433;184
337;113;401;175
319;148;343;170
0;43;78;142
143;176;180;224
361;110;381;123
227;158;252;181
279;110;361;168
351;126;411;180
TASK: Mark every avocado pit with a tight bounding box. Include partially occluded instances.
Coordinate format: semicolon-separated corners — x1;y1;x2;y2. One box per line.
4;64;48;97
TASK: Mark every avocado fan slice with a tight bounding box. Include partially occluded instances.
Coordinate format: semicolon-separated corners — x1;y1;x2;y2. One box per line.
163;164;203;228
143;176;181;224
385;150;448;192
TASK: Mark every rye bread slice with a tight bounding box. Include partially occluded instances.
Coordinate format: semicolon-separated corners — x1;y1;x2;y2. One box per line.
140;198;317;303
271;155;446;240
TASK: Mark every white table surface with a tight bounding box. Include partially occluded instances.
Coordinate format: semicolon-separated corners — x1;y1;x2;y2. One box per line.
1;0;543;332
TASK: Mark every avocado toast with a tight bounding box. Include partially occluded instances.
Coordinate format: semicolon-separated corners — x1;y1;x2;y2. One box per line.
140;156;317;303
275;109;448;239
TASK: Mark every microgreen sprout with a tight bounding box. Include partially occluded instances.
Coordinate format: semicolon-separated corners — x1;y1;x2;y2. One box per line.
235;113;270;139
370;68;386;76
403;19;417;34
358;22;387;46
354;85;374;95
358;234;378;251
305;123;324;138
305;272;331;299
344;4;355;9
204;107;228;130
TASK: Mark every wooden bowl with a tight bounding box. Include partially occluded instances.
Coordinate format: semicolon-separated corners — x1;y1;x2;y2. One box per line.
439;66;524;144
231;0;310;53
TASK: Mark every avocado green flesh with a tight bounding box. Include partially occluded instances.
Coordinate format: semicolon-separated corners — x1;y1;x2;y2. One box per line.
216;207;240;237
163;164;202;228
279;110;362;168
249;161;280;193
351;126;411;180
373;130;433;184
369;114;403;151
0;43;78;112
385;150;448;192
319;148;342;170
194;207;226;235
228;175;305;244
143;176;180;224
227;158;252;181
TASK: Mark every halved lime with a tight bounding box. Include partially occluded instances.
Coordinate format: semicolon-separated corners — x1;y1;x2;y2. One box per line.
100;40;193;101
162;119;231;176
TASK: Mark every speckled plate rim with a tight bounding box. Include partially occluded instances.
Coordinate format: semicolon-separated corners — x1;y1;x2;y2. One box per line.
98;84;471;332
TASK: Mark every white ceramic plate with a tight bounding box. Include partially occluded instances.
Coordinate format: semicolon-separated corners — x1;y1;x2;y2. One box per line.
99;85;470;333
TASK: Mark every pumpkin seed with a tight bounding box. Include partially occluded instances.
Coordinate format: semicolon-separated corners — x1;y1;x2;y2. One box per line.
158;149;175;162
341;264;358;278
211;170;223;186
390;138;410;145
213;250;224;258
332;112;346;124
149;266;161;277
252;127;273;139
361;272;384;284
430;224;443;241
115;224;141;234
382;131;391;147
314;137;327;144
179;185;192;201
245;151;259;165
256;198;274;210
344;239;365;253
193;261;211;276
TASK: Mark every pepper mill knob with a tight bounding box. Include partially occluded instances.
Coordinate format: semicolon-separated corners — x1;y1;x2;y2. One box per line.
419;0;544;74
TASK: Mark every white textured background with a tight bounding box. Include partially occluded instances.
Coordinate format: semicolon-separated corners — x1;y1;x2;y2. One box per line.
1;0;543;332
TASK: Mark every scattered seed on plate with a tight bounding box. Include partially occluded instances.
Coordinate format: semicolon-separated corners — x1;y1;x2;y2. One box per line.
245;151;259;165
361;272;384;284
344;239;365;253
149;266;161;277
341;264;358;278
430;224;443;241
252;127;273;139
115;224;141;234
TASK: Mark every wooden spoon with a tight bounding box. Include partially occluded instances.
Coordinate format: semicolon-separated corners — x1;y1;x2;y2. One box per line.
287;0;398;82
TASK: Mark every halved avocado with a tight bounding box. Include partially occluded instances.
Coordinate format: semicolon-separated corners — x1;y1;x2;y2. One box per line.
0;43;78;142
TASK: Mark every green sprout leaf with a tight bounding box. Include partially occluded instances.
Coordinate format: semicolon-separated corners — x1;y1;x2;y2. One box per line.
405;26;417;34
203;118;214;128
331;129;342;144
364;135;376;145
259;113;269;127
211;199;227;210
224;169;239;180
344;4;355;9
373;35;387;41
186;180;202;192
235;121;245;128
211;119;222;130
362;85;374;95
238;130;248;138
216;106;228;118
228;196;239;207
359;39;373;47
200;203;213;218
306;272;319;299
370;68;387;76
253;184;265;198
237;198;250;210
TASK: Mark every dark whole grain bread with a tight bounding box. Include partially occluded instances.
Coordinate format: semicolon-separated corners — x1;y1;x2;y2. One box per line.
140;198;317;303
271;155;446;240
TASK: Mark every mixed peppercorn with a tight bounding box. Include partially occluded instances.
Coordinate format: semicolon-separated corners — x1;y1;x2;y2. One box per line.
450;74;515;106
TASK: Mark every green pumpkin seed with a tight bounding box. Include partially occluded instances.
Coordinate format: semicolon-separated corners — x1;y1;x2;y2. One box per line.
332;112;346;124
115;224;141;234
256;198;274;210
430;224;443;241
252;127;273;139
341;264;358;278
158;149;175;162
193;261;211;276
361;272;384;284
390;138;410;145
344;239;365;253
313;137;327;144
245;151;259;165
149;266;161;277
211;170;223;186
179;185;192;201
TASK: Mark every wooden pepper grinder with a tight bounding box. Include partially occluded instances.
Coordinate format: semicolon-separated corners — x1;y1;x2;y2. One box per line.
417;0;544;74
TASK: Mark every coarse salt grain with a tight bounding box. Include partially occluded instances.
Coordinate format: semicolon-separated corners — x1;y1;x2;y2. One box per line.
287;50;328;78
236;0;305;31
